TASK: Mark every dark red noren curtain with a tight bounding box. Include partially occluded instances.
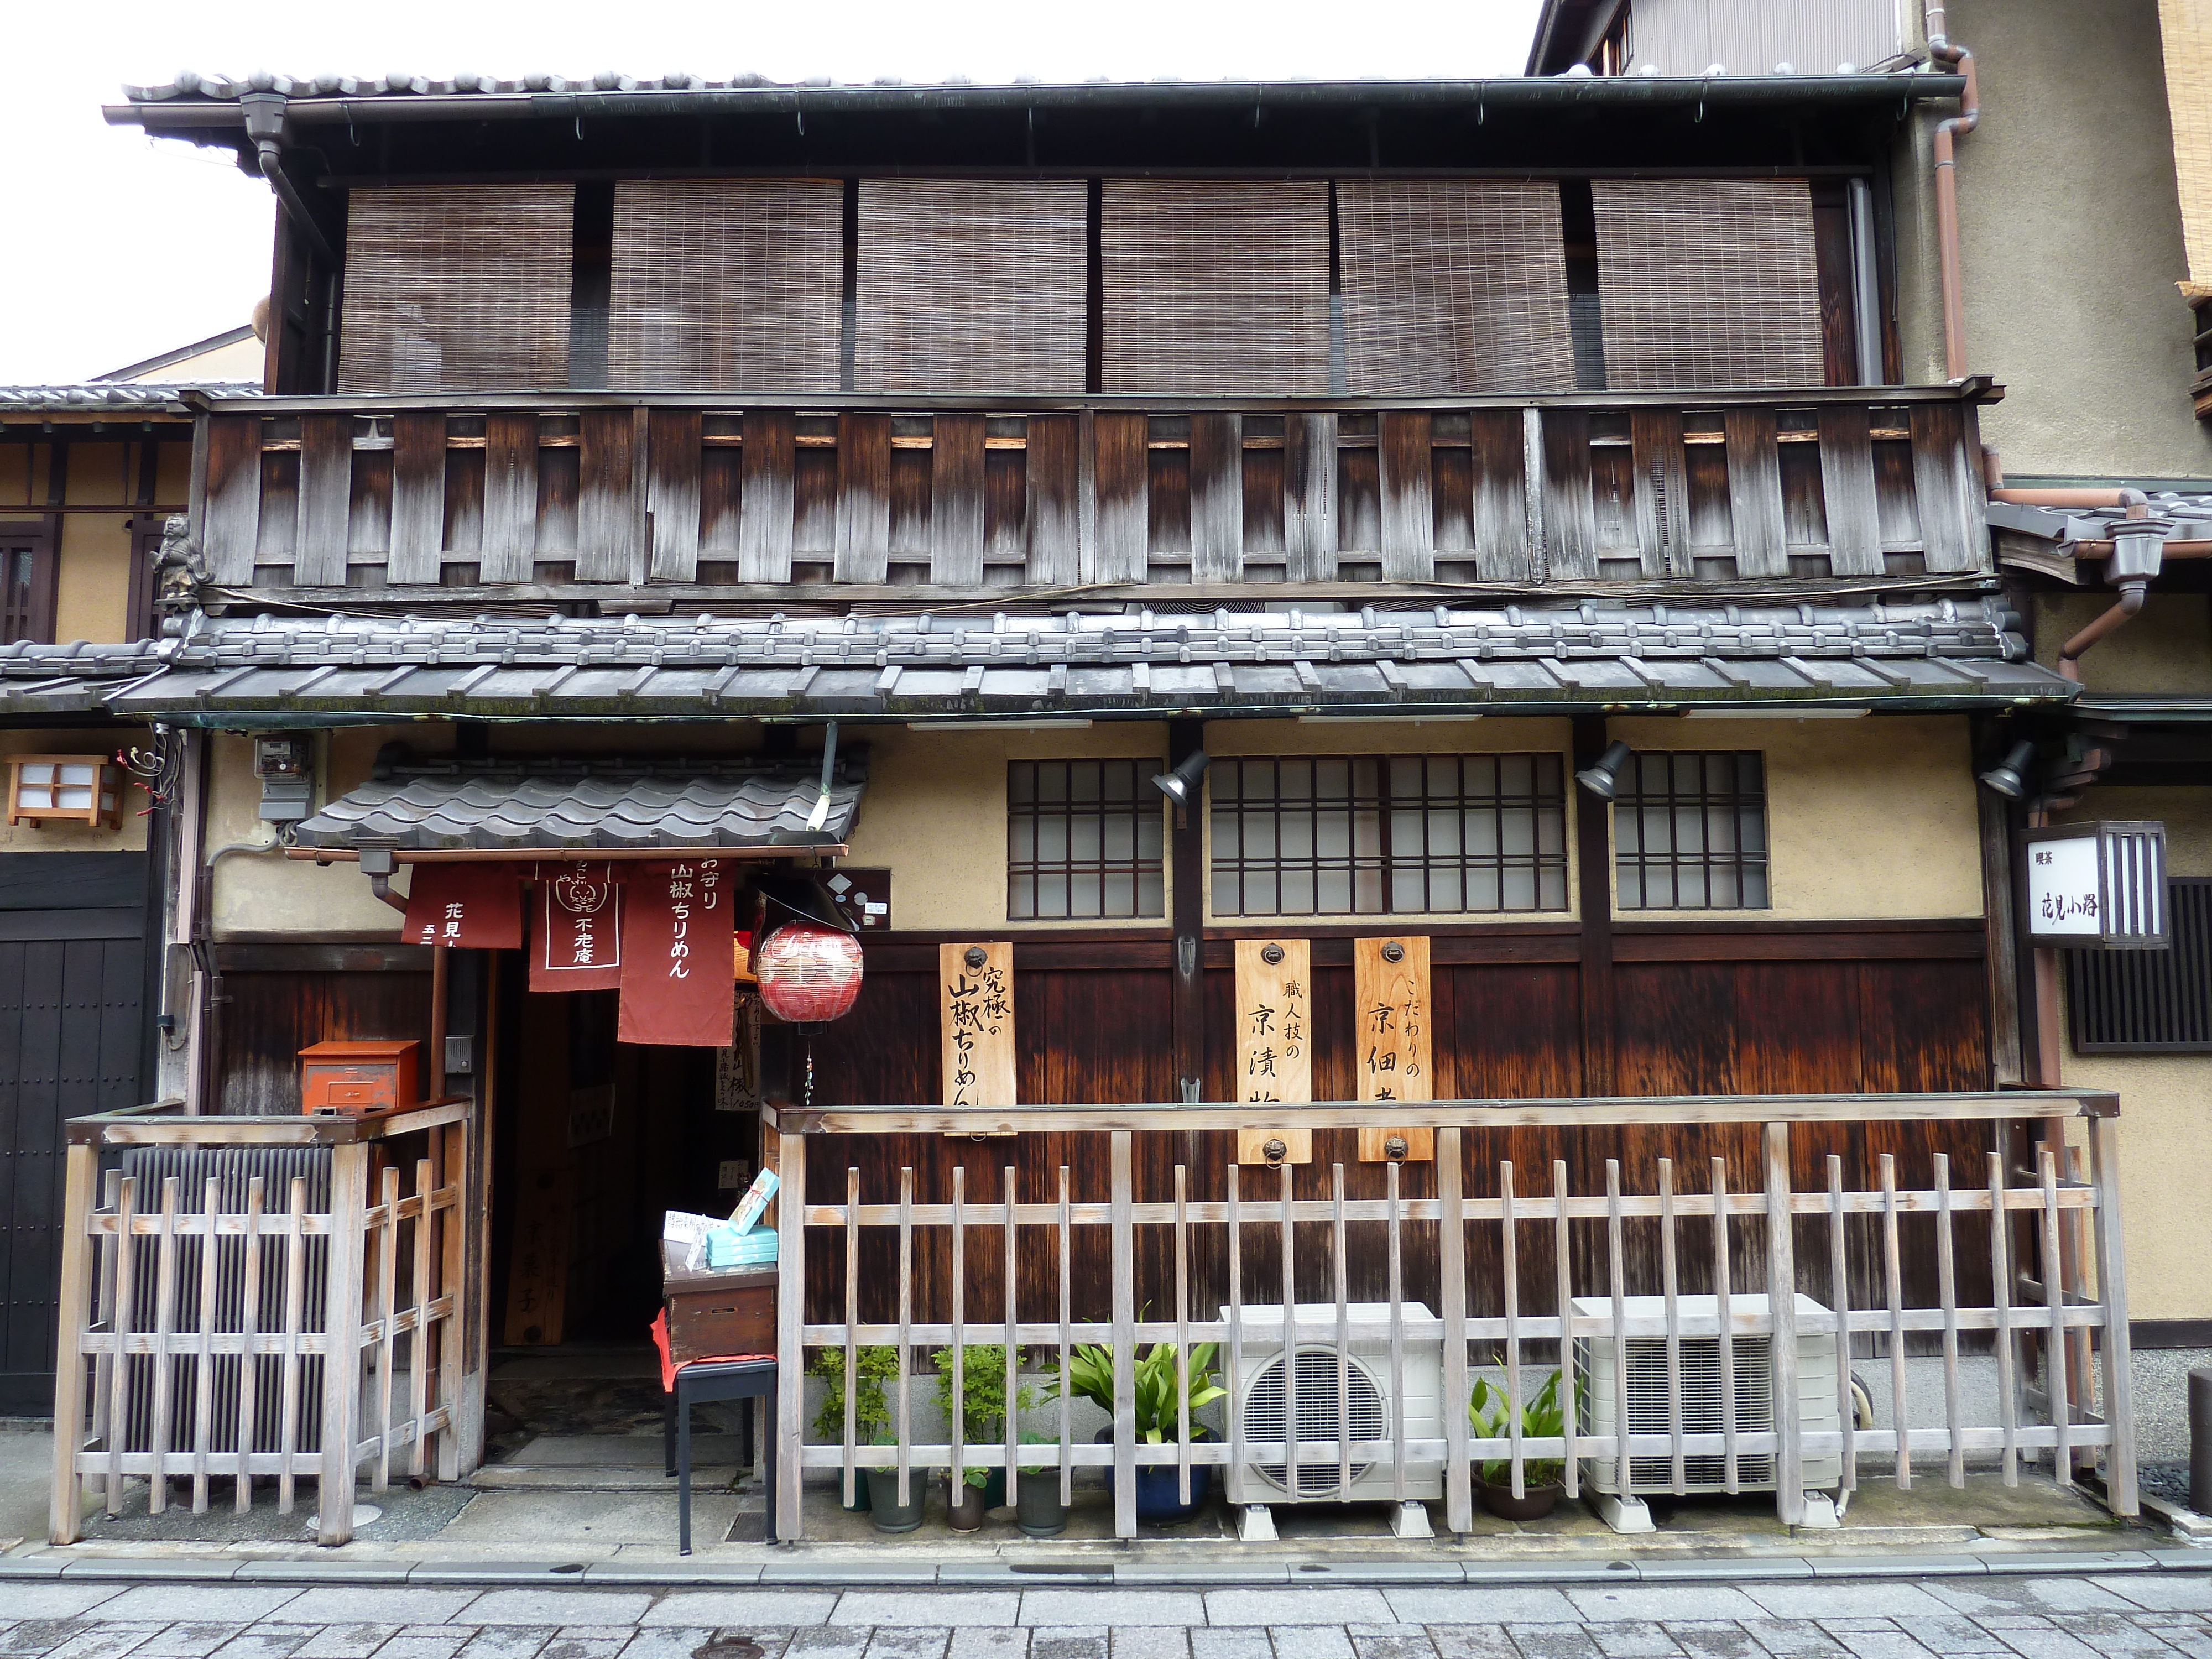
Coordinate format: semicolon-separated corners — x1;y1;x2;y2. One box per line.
531;863;624;992
617;859;734;1047
402;863;525;950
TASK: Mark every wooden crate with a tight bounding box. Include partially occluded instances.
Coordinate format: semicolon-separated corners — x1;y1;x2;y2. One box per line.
665;1264;776;1361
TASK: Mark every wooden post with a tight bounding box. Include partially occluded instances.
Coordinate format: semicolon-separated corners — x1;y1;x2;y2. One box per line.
47;1142;95;1545
319;1142;369;1546
1168;721;1206;1104
1762;1122;1803;1524
776;1124;807;1541
2086;1114;2138;1515
1437;1125;1471;1534
439;1121;465;1482
1572;717;1617;1098
1109;1130;1137;1538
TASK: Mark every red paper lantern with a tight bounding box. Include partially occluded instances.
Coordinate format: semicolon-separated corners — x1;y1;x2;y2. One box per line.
753;919;864;1023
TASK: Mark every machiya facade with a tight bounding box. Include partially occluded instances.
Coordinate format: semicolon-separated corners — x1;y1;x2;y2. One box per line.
6;27;2165;1547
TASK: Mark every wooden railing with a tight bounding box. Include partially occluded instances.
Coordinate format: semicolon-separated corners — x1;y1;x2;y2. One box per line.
769;1090;2131;1541
48;1100;472;1547
190;385;1992;603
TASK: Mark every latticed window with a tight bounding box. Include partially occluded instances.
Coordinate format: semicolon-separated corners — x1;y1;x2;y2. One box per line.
1006;760;1165;920
1209;754;1569;917
1614;752;1770;910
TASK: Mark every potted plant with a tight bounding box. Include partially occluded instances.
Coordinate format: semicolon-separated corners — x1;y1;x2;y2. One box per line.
1014;1431;1068;1537
933;1342;1032;1523
1063;1338;1226;1524
1468;1368;1574;1521
864;1437;927;1532
810;1345;898;1513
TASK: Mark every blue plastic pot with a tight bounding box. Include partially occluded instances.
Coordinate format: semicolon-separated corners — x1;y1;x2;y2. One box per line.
1095;1426;1217;1524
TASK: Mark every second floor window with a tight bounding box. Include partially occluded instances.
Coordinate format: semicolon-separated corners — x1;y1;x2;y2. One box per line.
1007;760;1166;921
1614;751;1770;910
1210;754;1569;917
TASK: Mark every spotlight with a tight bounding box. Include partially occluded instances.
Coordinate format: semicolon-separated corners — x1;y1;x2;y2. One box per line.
1152;749;1210;808
1978;739;2036;801
1574;740;1633;801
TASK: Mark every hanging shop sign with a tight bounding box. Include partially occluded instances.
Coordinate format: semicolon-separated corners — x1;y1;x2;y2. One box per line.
403;863;524;950
531;863;623;992
1353;935;1435;1163
2023;821;2170;949
617;859;735;1047
940;941;1015;1109
1235;937;1313;1166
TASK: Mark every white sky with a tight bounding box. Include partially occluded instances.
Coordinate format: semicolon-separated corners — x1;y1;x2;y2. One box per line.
0;0;1544;385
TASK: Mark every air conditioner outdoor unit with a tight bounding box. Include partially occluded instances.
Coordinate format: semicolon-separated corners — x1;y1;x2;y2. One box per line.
1573;1292;1843;1534
1224;1301;1443;1541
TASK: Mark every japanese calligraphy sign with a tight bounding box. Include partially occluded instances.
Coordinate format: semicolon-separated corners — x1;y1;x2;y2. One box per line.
1353;935;1435;1163
939;941;1016;1110
1234;938;1312;1165
531;864;623;992
617;859;734;1047
402;862;524;951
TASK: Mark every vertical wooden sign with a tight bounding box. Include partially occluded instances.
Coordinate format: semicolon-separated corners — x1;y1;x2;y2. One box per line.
941;942;1016;1110
1235;938;1312;1164
1354;934;1436;1162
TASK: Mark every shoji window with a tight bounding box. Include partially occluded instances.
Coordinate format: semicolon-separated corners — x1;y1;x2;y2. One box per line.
608;180;844;392
337;185;575;393
1592;178;1825;390
1613;752;1771;910
1100;180;1332;394
1006;760;1166;921
1337;180;1578;395
854;180;1087;393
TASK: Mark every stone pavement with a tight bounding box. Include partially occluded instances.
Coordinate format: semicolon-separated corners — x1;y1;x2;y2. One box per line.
8;1572;2212;1659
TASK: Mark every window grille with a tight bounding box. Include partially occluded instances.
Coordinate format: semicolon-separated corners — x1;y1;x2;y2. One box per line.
0;522;54;645
1006;760;1166;921
1614;752;1770;910
1209;754;1569;919
2068;878;2212;1052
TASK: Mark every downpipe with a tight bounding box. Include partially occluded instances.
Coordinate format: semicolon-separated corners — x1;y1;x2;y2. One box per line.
1982;449;2164;679
1927;7;1981;380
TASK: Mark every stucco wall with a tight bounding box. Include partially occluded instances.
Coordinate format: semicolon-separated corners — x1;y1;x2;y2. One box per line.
2032;591;2210;691
1908;0;2212;479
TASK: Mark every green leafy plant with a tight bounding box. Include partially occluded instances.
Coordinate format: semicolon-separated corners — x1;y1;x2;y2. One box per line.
1017;1429;1061;1477
810;1345;899;1444
1061;1339;1227;1443
934;1344;1040;1488
1468;1367;1580;1488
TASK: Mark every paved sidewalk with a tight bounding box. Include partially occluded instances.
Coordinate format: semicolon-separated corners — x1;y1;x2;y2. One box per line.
7;1572;2212;1659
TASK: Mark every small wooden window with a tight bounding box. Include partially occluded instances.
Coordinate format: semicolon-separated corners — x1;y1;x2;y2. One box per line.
1006;760;1166;921
0;520;55;645
1614;752;1770;910
2068;879;2212;1051
1209;754;1569;918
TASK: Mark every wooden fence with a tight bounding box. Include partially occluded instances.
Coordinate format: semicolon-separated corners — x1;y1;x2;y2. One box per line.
47;1100;471;1546
771;1091;2132;1540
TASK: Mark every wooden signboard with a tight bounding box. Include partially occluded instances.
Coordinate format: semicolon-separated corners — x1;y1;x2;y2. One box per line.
1235;938;1313;1165
1353;935;1435;1162
940;941;1016;1109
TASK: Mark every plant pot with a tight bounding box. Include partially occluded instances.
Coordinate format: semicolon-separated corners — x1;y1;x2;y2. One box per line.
867;1463;926;1532
1015;1468;1068;1537
1478;1477;1563;1521
1095;1426;1216;1524
946;1474;988;1531
838;1468;870;1512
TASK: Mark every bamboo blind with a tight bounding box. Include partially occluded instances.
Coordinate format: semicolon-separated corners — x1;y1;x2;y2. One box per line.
1592;178;1824;390
337;185;575;394
1101;180;1332;394
1338;180;1577;395
854;180;1086;393
2162;0;2212;289
609;180;843;392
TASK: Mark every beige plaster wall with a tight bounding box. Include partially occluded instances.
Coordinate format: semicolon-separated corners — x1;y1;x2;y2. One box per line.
2033;591;2210;692
0;727;150;853
1604;714;1984;919
56;515;132;644
1906;0;2212;479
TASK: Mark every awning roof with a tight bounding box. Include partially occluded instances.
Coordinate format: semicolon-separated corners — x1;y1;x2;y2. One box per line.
33;598;2075;726
291;751;866;853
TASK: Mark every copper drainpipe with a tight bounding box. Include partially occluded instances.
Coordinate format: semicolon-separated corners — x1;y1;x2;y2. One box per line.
1982;448;2157;679
1928;6;1981;380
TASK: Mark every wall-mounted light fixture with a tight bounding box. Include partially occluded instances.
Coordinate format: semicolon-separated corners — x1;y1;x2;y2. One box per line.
1152;749;1211;809
1977;739;2036;801
7;755;122;831
1574;740;1634;800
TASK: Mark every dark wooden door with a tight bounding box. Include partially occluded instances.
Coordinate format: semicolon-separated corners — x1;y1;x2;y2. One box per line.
0;911;144;1414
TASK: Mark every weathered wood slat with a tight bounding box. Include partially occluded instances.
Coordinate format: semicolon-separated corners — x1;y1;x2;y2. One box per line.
1025;415;1080;585
387;413;449;585
1986;1150;2017;1488
2086;1117;2138;1515
1283;412;1338;581
1911;401;1981;573
835;413;893;583
294;416;353;587
1469;410;1530;582
1109;1131;1137;1538
480;414;539;582
575;410;637;583
1882;1153;1912;1489
931;413;987;587
1629;409;1691;578
739;410;797;583
1540;409;1598;580
1817;404;1884;576
1935;1151;1963;1486
646;409;702;582
1188;413;1244;583
1379;411;1435;582
1764;1123;1803;1521
202;417;264;584
1725;409;1790;577
1092;412;1149;584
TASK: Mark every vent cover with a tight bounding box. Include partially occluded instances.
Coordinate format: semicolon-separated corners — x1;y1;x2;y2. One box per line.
2068;878;2212;1051
1244;1344;1387;1498
1619;1334;1775;1489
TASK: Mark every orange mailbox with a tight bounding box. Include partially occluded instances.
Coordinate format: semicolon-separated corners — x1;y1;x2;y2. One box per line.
299;1040;421;1117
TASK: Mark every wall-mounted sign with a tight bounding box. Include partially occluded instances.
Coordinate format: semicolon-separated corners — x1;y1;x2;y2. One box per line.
940;941;1015;1109
1235;938;1312;1166
824;867;892;929
2023;821;2169;950
1354;935;1435;1163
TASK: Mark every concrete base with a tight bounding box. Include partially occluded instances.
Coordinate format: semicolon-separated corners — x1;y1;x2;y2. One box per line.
1590;1491;1656;1534
1390;1500;1433;1539
1238;1504;1278;1541
1800;1492;1843;1529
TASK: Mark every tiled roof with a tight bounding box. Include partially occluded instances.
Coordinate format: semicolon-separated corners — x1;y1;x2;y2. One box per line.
1987;492;2212;546
0;639;168;717
0;384;254;415
293;751;865;851
27;598;2072;722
